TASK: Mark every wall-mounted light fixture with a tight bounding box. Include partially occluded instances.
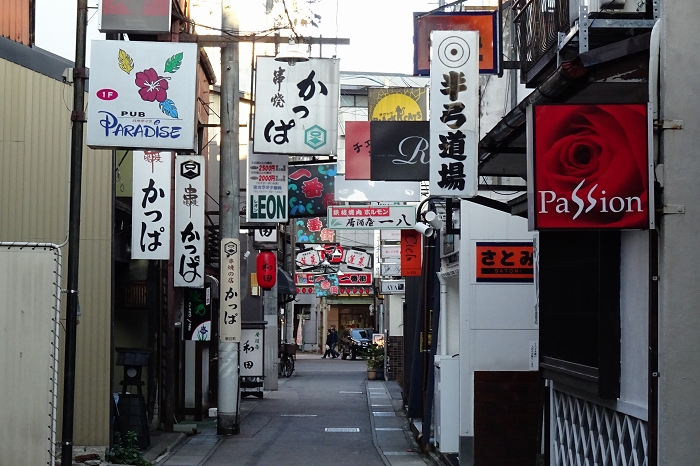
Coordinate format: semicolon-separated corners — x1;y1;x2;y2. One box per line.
414;222;434;237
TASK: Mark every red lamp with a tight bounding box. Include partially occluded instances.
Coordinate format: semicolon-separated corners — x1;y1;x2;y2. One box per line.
256;251;277;290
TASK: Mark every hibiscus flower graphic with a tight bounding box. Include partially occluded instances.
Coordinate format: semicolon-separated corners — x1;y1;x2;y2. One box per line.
135;68;170;102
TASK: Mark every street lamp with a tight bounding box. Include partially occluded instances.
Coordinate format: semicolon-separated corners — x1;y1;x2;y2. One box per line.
275;39;309;66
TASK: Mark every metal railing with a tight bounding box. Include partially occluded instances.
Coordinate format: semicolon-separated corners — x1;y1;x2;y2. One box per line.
514;0;571;75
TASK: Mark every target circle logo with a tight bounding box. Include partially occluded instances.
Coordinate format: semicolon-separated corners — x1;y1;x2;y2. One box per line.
437;35;471;68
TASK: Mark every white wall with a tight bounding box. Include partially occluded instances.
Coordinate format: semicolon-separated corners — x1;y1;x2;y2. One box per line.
619;231;649;417
458;200;537;437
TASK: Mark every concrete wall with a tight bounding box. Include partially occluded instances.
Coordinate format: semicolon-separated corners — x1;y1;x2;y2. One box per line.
658;2;700;463
458;200;537;452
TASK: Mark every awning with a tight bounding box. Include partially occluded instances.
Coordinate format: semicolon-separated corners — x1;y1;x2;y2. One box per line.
277;269;296;296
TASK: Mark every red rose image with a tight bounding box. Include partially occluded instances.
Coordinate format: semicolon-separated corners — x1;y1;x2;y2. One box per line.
534;104;649;229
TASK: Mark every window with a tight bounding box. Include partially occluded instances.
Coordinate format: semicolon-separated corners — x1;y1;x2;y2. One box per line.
539;230;621;399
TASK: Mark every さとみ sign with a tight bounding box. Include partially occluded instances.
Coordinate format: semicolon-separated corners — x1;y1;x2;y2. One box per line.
529;104;653;230
87;40;198;151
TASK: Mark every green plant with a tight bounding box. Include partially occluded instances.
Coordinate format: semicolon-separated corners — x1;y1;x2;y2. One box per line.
105;431;151;466
365;343;385;370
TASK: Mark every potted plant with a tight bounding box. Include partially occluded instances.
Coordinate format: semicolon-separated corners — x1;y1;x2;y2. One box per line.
365;343;385;380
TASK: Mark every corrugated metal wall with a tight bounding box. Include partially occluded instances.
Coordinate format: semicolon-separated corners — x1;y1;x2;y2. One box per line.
0;0;31;45
0;57;113;446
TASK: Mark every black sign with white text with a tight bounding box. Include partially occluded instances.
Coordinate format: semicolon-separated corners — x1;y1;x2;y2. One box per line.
370;121;430;181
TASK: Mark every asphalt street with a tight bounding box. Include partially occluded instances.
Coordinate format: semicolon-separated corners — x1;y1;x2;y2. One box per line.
161;353;431;466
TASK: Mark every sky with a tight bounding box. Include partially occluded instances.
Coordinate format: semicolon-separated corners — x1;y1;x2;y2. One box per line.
34;0;438;75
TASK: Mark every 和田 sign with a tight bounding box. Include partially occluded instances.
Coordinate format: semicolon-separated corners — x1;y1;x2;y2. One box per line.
429;31;479;198
240;329;264;377
528;104;652;230
254;57;339;155
247;153;288;222
87;40;198;151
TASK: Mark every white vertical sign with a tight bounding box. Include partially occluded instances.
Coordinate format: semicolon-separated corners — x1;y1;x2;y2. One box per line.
429;31;479;198
253;57;339;155
220;238;242;342
240;328;264;376
132;150;171;259
246;152;288;222
174;155;205;287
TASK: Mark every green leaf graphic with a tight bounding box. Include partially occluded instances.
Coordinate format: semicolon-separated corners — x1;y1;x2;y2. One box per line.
164;52;184;73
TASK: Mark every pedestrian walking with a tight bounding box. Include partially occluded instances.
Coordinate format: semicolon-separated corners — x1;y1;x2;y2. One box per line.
322;327;340;359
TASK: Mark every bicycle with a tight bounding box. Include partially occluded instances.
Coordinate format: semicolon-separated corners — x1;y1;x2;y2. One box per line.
278;343;296;378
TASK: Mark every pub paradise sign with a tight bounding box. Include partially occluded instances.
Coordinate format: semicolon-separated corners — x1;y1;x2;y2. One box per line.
87;40;198;151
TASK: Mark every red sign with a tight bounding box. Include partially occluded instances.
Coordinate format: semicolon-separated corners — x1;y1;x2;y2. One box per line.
345;122;371;180
532;104;650;230
414;11;499;75
476;242;533;283
401;230;422;276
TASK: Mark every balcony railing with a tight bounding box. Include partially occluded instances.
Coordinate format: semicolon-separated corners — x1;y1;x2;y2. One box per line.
514;0;655;80
514;0;571;76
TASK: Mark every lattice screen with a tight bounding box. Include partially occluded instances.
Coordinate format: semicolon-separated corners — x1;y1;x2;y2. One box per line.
552;389;648;466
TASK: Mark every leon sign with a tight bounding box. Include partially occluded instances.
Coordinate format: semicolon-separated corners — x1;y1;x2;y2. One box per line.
528;104;653;230
247;153;288;222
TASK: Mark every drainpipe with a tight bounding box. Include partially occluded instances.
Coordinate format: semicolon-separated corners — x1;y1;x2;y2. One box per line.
437;270;448;357
648;18;662;466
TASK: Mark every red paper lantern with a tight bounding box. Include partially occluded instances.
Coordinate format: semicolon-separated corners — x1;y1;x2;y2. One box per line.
256;251;277;290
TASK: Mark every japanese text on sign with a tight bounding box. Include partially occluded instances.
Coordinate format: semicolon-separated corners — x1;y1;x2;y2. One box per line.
328;205;416;230
174;156;205;287
475;242;534;283
429;31;479;198
132;150;171;259
220;239;242;342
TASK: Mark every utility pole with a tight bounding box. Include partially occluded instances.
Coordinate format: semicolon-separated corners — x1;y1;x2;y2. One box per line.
218;0;241;435
61;0;88;462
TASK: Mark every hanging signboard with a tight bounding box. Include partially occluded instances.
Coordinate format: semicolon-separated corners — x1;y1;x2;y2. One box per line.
288;164;337;217
414;10;500;75
295;249;323;271
314;274;340;297
174;156;205;287
380;279;406;294
254;57;339;155
220;239;242;342
370;121;430;181
429;31;479;198
528;104;653;230
294;217;336;244
368;87;428;121
240;328;264;377
335;175;421;202
183;285;211;341
401;229;422;277
87;40;198;151
381;262;401;276
345;121;371;180
381;245;401;259
343;248;373;272
100;0;172;34
328;205;416;230
247;153;288;222
254;227;278;245
131;150;171;259
475;242;534;283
